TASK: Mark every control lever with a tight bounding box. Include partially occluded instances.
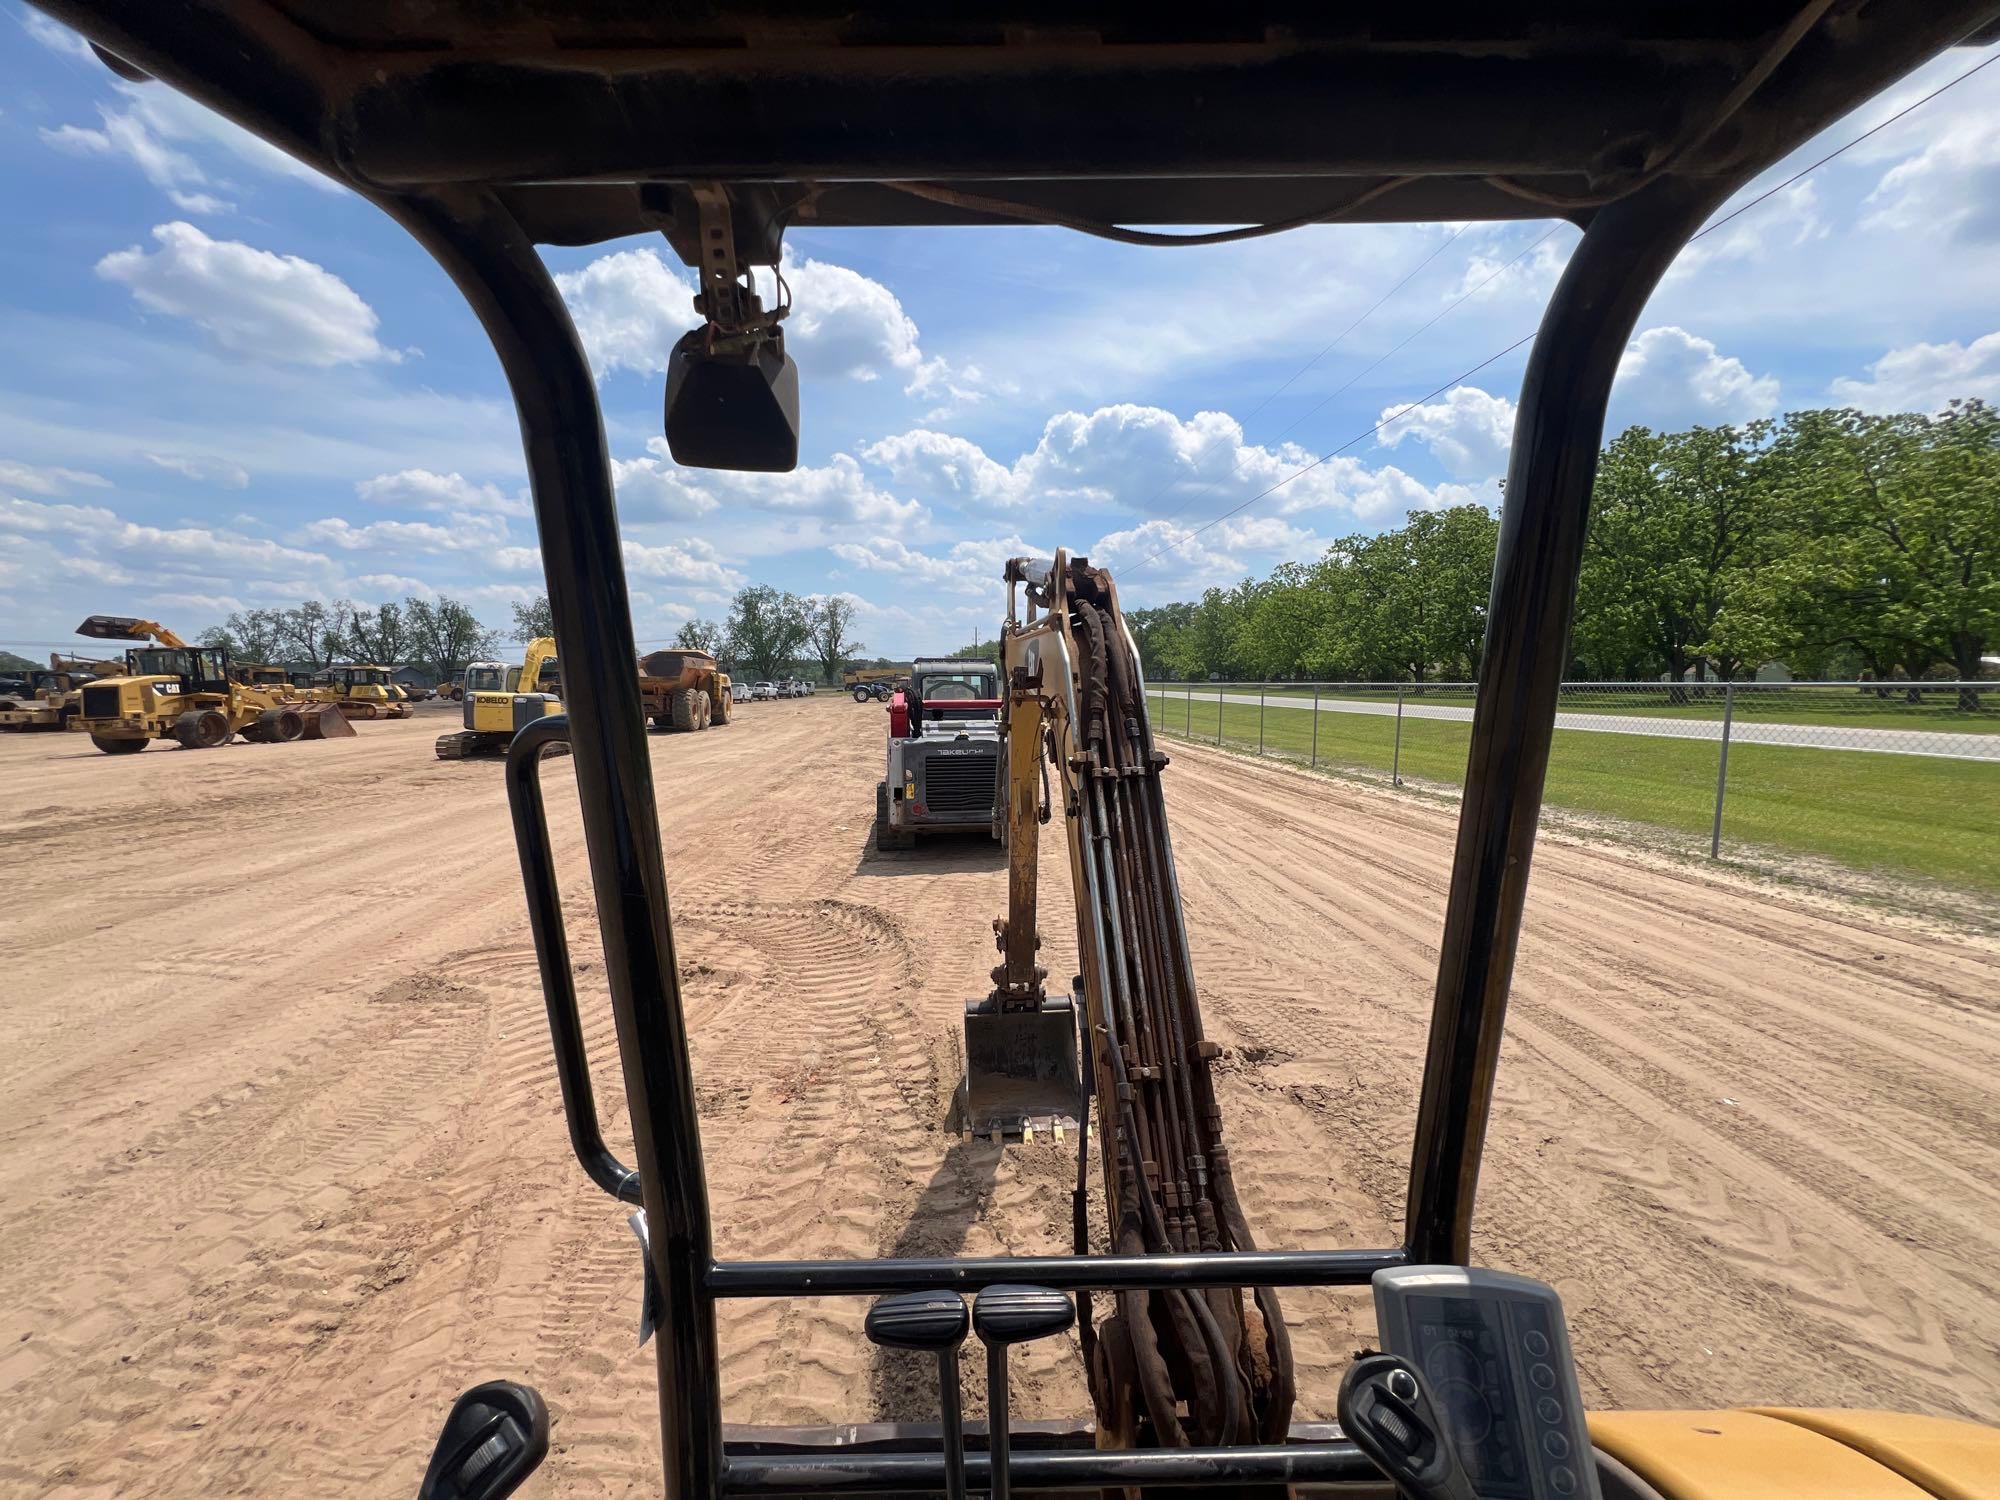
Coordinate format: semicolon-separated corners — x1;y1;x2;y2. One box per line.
864;1291;970;1500
416;1380;549;1500
972;1285;1074;1500
1338;1354;1478;1500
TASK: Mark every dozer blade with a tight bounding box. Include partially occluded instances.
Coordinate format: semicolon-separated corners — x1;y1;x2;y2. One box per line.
961;993;1082;1139
297;704;356;739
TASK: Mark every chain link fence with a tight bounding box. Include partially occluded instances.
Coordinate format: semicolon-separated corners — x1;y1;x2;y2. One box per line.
1143;680;2000;905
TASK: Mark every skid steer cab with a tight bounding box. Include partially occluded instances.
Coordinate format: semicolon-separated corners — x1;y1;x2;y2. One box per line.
874;658;1004;851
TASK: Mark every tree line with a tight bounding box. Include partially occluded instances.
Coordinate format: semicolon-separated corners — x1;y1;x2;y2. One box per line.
1127;401;1998;700
200;596;499;683
510;586;870;684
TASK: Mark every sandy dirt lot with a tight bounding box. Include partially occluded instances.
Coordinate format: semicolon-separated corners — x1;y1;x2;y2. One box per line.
1;695;1996;1496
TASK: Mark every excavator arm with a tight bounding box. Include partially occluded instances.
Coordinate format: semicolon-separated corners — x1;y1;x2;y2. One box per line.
974;552;1296;1455
514;636;558;695
74;615;190;650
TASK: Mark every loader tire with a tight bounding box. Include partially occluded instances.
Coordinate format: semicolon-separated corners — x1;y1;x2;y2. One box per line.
257;706;305;743
710;689;731;726
172;709;232;749
670;689;698;732
695;690;711;729
92;734;146;755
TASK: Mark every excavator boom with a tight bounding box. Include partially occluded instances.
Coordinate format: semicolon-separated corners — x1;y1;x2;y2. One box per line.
967;551;1295;1454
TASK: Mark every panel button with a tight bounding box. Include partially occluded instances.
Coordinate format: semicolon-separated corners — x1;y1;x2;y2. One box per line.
1537;1397;1563;1425
1530;1363;1556;1390
1544;1431;1570;1460
1523;1330;1550;1358
1551;1465;1577;1495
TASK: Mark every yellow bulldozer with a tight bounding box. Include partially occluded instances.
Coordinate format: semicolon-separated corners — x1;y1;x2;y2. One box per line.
320;663;415;720
434;637;562;759
66;616;351;754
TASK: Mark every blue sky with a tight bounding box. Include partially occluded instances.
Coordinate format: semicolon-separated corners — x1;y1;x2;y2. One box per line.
4;9;1997;662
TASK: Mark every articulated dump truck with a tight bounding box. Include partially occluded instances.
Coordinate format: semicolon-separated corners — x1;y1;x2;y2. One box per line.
637;649;732;730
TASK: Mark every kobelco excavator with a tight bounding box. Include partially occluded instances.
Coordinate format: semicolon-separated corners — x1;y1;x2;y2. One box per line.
434;637;562;760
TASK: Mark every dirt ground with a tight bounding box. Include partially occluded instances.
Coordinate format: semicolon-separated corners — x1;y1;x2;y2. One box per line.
1;695;1995;1497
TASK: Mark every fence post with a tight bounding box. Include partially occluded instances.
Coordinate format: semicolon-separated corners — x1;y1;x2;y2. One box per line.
1392;684;1406;786
1311;684;1319;769
1710;681;1736;859
1216;683;1223;746
1185;683;1192;738
1258;684;1266;756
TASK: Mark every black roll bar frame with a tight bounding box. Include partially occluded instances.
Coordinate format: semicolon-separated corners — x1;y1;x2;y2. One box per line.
452;170;1724;1495
34;6;1997;1492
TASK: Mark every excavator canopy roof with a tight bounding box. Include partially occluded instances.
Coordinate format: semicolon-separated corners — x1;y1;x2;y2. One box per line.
35;3;2000;250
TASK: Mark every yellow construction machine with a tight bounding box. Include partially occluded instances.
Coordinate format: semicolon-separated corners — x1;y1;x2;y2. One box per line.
434;637;562;759
0;654;122;732
321;663;415;720
65;616;349;753
636;649;732;730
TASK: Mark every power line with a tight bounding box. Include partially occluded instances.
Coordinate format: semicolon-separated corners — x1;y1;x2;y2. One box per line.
1128;49;1996;578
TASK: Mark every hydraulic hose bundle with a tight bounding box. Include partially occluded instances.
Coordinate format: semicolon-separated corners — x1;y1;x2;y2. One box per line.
1052;562;1298;1453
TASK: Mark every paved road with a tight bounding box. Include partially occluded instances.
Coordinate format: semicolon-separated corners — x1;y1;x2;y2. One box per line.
1152;690;2000;763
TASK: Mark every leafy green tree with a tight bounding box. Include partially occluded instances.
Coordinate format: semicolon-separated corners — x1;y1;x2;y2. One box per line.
271;600;343;669
199;607;286;664
674;618;727;657
806;595;868;683
511;593;554;642
343;599;413;667
725;584;813;681
405;596;498;682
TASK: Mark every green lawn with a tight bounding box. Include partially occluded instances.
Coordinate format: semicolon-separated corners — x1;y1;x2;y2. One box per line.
1146;690;2000;897
1170;682;2000;736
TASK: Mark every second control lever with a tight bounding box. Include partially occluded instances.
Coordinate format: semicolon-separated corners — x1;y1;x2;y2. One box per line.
972;1285;1075;1500
1338;1353;1479;1500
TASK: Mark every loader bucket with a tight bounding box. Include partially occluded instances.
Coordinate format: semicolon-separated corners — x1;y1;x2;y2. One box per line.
298;704;356;739
961;993;1083;1139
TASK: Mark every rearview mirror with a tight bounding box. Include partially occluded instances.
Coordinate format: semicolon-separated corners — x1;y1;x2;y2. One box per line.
662;328;800;472
416;1380;549;1500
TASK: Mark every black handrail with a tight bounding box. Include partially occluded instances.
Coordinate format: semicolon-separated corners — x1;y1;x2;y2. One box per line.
706;1247;1406;1298
504;712;643;1206
719;1440;1377;1494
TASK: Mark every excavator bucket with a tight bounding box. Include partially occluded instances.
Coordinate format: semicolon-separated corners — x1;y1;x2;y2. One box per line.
960;993;1083;1139
297;704;356;739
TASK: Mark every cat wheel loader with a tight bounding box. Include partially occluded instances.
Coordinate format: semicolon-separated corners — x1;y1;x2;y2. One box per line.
435;638;563;759
65;616;351;753
36;5;2000;1499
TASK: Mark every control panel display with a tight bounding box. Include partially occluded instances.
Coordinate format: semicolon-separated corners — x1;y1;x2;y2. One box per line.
1407;1294;1530;1497
1371;1267;1601;1500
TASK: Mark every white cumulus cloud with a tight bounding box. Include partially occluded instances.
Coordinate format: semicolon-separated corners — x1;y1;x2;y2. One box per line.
1829;331;2000;412
1613;326;1779;429
0;460;112;496
146;452;251;488
304;512;511;554
96;222;394;367
356;468;528;517
1375;385;1516;479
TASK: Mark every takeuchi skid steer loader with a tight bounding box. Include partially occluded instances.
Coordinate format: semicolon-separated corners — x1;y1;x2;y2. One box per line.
66;616;351;753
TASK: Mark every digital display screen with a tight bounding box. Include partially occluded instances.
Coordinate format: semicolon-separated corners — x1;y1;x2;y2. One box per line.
1408;1294;1531;1498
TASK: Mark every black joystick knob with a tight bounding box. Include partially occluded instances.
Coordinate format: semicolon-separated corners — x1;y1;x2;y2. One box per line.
1339;1353;1479;1500
865;1292;971;1500
973;1286;1075;1500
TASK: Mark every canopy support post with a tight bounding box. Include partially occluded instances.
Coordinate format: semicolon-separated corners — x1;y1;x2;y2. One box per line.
383;187;722;1500
1405;183;1722;1266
